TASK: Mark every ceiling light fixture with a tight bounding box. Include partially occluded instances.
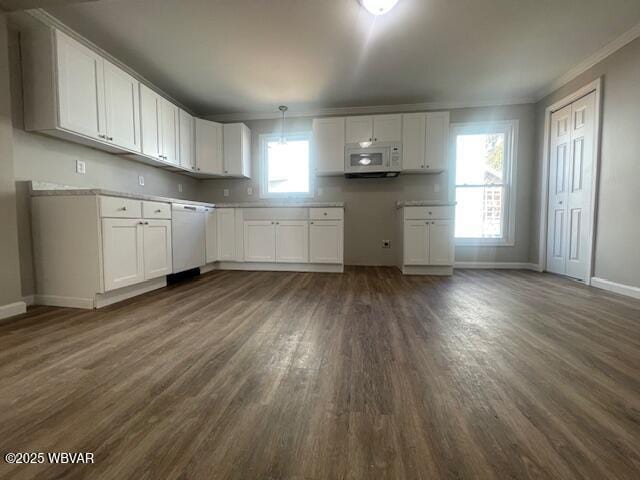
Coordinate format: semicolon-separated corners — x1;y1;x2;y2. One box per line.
279;105;288;144
359;0;399;16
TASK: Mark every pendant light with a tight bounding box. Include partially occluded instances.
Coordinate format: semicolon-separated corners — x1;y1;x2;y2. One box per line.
360;0;399;16
279;105;288;144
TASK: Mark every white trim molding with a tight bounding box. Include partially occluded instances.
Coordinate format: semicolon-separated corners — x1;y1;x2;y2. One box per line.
0;301;27;321
591;277;640;300
537;21;640;101
455;262;540;271
538;78;602;286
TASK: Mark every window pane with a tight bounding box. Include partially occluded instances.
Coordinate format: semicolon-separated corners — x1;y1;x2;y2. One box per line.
455;186;503;238
267;139;309;193
455;133;504;185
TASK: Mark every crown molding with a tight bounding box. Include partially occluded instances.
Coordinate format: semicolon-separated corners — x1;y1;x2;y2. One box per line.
536;20;640;101
205;97;536;123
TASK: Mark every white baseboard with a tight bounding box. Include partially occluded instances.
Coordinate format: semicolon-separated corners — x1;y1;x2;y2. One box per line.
34;294;94;309
402;265;453;276
590;277;640;300
455;262;540;271
22;295;35;306
94;277;167;308
0;301;27;321
213;262;344;273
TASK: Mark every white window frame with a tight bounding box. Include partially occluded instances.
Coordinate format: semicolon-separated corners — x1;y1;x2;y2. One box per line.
450;120;518;246
259;132;314;199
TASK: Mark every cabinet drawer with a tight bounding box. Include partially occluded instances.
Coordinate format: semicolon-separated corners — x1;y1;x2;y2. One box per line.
143;201;171;219
309;208;344;220
99;196;142;218
403;206;453;220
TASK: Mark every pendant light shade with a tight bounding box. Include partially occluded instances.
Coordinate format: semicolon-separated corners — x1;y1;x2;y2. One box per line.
279;105;288;144
360;0;400;16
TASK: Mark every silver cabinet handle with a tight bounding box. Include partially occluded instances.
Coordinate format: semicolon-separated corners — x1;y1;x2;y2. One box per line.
310;221;314;224
428;211;432;215
426;165;430;168
107;136;113;141
155;209;162;213
98;134;106;139
119;206;127;211
323;212;328;216
138;221;144;225
144;221;149;225
559;200;563;205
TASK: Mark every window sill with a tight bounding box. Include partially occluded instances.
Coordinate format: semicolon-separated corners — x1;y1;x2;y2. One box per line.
455;238;515;247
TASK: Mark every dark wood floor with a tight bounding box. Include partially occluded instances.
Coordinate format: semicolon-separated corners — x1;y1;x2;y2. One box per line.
0;267;639;479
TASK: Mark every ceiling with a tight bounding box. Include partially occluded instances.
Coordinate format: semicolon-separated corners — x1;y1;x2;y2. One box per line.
43;0;640;118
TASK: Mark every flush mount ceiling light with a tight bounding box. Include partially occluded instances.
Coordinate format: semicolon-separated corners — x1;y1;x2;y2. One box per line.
359;0;400;16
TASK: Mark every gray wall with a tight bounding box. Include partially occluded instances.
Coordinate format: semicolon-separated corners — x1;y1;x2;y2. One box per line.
0;12;23;308
6;22;201;298
198;104;536;266
531;36;640;289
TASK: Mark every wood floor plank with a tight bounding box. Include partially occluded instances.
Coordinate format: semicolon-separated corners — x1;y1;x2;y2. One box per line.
0;267;639;479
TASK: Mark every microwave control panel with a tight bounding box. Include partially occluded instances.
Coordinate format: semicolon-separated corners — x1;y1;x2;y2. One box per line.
390;145;402;169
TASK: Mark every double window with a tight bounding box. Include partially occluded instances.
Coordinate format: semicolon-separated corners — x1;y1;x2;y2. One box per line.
259;132;312;199
451;121;518;245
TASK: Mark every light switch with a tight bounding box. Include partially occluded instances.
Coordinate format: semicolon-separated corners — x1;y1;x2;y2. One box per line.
247;187;253;196
76;160;86;174
138;175;145;186
223;189;229;197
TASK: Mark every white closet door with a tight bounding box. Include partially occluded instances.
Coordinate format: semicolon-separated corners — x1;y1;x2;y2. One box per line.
565;92;596;281
546;92;596;281
103;60;141;152
546;104;572;276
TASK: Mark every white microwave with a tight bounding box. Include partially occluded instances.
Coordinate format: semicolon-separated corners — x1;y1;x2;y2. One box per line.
344;142;402;178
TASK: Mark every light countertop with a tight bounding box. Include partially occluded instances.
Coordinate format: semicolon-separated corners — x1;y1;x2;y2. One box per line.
396;200;456;208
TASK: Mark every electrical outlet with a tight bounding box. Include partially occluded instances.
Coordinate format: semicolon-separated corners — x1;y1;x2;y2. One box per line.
76;160;86;174
247;187;253;196
382;240;391;249
138;175;145;186
178;183;183;193
223;189;229;197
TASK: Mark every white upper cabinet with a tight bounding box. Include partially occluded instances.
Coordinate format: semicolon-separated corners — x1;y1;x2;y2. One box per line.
312;117;345;175
195;118;224;175
55;30;106;141
160;98;179;165
139;84;162;160
401;111;450;172
346;116;374;144
179;109;196;171
373;114;402;143
402;113;426;171
103;60;141;152
425;111;450;171
223;123;251;178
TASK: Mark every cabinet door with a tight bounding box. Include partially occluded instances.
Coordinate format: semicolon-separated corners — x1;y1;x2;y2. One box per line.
55;31;105;141
140;84;162;159
402;113;426;171
205;210;218;263
103;60;141;152
179;109;195;171
404;221;429;265
309;221;343;264
373;114;402;142
160;99;179;165
429;220;454;266
425;112;450;171
312;117;345;175
346;116;373;144
244;221;276;262
223;123;251;177
102;218;144;291
195;118;224;175
216;208;236;261
143;219;172;279
276;221;309;263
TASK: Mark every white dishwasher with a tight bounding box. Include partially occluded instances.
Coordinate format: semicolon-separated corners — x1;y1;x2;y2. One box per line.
171;203;208;273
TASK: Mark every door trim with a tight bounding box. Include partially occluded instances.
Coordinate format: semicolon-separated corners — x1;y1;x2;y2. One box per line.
538;78;602;285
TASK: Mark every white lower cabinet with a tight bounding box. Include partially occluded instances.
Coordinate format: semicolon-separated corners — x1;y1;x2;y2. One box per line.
143;220;173;279
309;220;343;264
403;221;429;265
275;221;309;263
428;220;454;266
205;210;218;263
102;218;145;291
243;221;276;262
